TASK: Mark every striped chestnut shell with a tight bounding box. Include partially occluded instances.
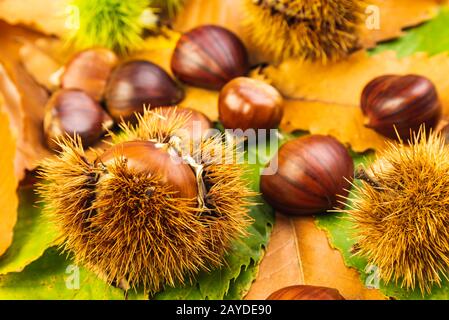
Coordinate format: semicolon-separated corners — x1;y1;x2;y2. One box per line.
361;74;442;140
61;48;118;101
105;60;185;122
44;89;113;149
171;25;249;90
267;285;345;300
260;135;354;216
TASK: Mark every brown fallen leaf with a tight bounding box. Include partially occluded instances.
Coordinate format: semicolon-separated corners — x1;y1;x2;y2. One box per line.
245;213;304;300
19;40;62;90
174;0;443;64
293;216;386;300
264;51;449;151
0;96;19;257
0;22;52;179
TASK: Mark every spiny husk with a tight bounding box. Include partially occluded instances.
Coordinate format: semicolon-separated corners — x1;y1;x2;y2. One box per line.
194;135;256;256
111;106;192;145
151;0;185;19
67;0;157;55
346;129;449;294
38;108;254;293
244;0;365;63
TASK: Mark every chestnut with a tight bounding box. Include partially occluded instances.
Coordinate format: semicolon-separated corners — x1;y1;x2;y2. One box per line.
361;74;442;140
97;140;198;199
218;77;283;130
267;285;345;300
154;106;213;141
44;89;113;149
61;48;118;101
105;60;185;122
171;25;249;90
260;135;354;216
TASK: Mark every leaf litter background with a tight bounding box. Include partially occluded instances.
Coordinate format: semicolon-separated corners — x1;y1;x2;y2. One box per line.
1;0;449;300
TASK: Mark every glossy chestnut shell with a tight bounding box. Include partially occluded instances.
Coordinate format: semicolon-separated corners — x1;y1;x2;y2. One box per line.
361;74;441;140
61;48;118;101
98;140;197;199
267;285;345;300
260;135;354;216
105;60;185;122
219;77;283;130
44;89;113;149
171;25;249;90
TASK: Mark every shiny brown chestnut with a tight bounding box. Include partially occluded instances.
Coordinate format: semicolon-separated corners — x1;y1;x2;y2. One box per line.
171;25;249;90
260;135;354;216
154;106;213;141
361;74;442;140
97;140;198;199
44;89;113;149
218;77;283;130
61;48;118;101
267;285;345;300
105;60;185;122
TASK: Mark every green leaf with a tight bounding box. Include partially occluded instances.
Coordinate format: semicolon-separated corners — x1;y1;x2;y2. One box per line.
371;8;449;57
224;264;260;300
0;248;124;300
0;187;58;275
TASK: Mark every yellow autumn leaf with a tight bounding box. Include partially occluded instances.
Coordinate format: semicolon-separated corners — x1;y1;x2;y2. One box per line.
359;0;442;48
0;0;69;37
0;94;19;257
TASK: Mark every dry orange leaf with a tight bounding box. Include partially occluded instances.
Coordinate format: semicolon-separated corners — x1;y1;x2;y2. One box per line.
293;217;386;300
0;96;19;257
263;51;449;151
175;0;443;63
245;214;304;300
0;22;51;179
